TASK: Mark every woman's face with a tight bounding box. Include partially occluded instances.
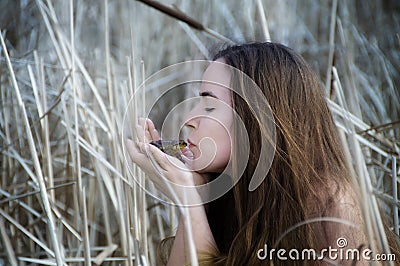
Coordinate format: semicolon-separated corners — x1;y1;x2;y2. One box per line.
184;59;233;173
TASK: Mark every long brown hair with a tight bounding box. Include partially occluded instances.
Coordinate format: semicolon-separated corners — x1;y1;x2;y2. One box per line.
205;42;363;265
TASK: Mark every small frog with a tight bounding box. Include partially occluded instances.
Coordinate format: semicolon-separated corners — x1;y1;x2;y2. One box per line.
149;140;187;161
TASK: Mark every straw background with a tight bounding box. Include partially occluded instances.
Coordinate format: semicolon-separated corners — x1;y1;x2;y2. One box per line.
0;0;399;265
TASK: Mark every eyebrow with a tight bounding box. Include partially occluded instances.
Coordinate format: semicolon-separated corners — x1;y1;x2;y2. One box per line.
199;91;218;98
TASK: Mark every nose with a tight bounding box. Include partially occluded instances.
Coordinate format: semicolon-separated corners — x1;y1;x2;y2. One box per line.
183;107;198;131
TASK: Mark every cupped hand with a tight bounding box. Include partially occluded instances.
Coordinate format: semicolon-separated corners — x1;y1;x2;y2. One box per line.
126;118;208;205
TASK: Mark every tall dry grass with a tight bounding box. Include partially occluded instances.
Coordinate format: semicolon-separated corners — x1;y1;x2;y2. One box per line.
0;0;399;265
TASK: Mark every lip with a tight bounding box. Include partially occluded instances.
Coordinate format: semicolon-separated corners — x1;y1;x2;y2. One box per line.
187;138;196;149
181;139;195;161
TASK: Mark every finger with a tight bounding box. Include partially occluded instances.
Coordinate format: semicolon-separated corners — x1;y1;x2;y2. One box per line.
134;142;169;184
137;141;161;157
135;142;161;160
125;139;146;163
138;118;156;142
148;145;186;174
146;119;161;141
136;125;149;143
126;139;163;177
138;118;150;141
138;117;147;128
146;143;170;171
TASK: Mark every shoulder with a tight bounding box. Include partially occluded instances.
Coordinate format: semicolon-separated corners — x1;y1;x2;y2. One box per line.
308;176;367;251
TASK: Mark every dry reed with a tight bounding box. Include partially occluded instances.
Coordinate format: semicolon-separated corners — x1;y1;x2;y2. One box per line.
0;1;399;265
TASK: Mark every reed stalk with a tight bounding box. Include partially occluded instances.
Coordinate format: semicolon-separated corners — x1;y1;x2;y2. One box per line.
0;1;398;265
1;32;64;265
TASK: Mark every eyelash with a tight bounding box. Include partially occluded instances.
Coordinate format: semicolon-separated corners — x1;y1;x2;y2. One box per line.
205;107;215;112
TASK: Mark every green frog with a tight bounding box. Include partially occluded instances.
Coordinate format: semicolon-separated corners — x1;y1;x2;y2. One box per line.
150;140;187;161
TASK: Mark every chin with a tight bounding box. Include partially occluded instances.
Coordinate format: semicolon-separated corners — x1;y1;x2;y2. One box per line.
190;154;229;173
196;164;226;174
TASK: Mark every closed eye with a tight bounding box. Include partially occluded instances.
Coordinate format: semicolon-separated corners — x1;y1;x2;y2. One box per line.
205;107;215;112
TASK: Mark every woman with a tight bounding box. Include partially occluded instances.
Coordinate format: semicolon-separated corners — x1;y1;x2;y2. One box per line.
126;42;397;265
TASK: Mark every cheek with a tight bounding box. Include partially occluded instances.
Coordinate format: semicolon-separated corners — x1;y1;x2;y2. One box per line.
214;137;231;166
213;114;233;164
195;139;231;173
200;124;232;171
190;114;233;173
215;125;231;151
